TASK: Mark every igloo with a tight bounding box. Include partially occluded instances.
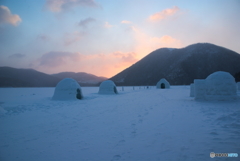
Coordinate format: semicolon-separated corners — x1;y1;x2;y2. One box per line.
156;78;170;89
98;80;118;94
205;71;237;101
52;78;83;100
192;71;238;101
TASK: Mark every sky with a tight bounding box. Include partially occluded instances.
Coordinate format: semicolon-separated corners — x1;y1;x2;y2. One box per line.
0;0;240;78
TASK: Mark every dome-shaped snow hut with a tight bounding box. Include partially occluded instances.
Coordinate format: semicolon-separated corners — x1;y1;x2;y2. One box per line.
156;78;170;89
98;80;118;94
205;71;237;101
52;78;83;100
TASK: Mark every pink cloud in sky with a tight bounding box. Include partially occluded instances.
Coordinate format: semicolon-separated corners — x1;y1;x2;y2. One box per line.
104;21;113;28
149;6;179;21
121;20;131;24
64;32;85;46
45;0;98;12
130;26;182;59
151;35;182;45
0;5;21;26
35;51;138;77
37;34;50;42
113;52;137;64
8;53;26;59
78;17;96;28
38;51;83;67
34;22;182;77
87;51;138;77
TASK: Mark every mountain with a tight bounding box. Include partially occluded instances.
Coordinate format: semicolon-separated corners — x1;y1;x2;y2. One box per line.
0;67;60;87
0;67;107;87
51;72;107;86
110;43;240;86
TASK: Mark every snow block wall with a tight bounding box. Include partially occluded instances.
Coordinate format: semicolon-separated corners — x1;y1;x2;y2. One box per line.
237;82;240;91
52;78;83;100
194;79;206;100
205;71;237;101
98;80;118;94
190;83;195;97
192;71;238;101
156;78;170;89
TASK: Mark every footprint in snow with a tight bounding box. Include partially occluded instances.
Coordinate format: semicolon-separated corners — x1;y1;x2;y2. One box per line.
114;140;126;147
111;155;121;161
131;130;137;138
119;140;125;143
209;131;218;135
138;119;143;123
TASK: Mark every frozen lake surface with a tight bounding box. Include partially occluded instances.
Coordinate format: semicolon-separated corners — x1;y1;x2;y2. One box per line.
0;86;240;161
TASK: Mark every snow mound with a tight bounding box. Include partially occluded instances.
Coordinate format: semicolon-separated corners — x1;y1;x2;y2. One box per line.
193;71;238;101
52;78;83;100
98;80;118;94
156;78;170;89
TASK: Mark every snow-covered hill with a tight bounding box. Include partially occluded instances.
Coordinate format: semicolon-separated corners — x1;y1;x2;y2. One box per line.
0;87;239;161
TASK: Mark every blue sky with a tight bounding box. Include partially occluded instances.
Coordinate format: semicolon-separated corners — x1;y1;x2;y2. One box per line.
0;0;240;77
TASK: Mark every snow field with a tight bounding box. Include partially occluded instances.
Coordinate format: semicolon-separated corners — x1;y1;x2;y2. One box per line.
0;86;240;161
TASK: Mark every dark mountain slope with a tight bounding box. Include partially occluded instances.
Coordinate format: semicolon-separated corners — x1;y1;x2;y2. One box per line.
52;72;107;85
110;43;240;85
0;67;107;87
0;67;60;87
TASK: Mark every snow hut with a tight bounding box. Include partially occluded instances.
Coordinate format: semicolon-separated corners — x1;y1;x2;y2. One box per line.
192;71;237;101
205;71;237;101
98;80;118;94
156;78;170;89
52;78;83;100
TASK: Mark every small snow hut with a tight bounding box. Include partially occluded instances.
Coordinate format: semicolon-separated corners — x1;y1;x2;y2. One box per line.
52;78;83;100
98;80;118;94
156;78;170;89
